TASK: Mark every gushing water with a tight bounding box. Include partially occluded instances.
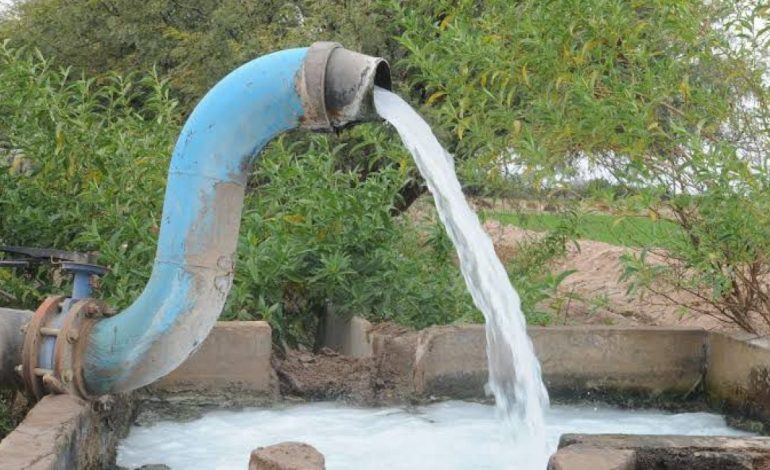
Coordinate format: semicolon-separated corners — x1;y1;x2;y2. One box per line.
374;88;549;462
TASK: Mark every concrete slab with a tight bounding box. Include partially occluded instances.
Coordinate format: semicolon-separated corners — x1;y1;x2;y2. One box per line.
547;445;635;470
554;434;770;470
149;321;278;404
706;332;770;430
410;325;707;399
0;393;132;469
322;312;373;358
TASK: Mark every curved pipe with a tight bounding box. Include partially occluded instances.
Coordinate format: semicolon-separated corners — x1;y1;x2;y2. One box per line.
77;43;390;395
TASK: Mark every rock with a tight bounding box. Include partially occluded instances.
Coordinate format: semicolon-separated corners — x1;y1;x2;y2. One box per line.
249;442;325;470
547;446;635;470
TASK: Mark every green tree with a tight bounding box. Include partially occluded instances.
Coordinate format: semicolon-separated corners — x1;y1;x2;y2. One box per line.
394;0;770;331
0;0;400;110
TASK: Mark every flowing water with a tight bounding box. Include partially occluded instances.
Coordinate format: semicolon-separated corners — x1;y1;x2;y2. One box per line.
117;401;753;470
373;88;549;462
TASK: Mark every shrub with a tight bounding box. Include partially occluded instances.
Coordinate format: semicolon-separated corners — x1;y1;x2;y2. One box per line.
0;45;474;345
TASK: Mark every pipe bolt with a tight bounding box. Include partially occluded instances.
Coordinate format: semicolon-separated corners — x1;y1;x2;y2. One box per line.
67;330;79;344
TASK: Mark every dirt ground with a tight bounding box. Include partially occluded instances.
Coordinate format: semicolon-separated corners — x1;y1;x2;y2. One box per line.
483;220;730;331
404;194;733;331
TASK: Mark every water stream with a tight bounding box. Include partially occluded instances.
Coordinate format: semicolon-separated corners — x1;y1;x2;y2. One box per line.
373;88;550;464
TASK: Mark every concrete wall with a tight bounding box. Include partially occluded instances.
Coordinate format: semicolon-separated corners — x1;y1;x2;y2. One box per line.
143;319;770;418
322;312;373;358
0;394;132;470
388;324;708;400
147;321;278;406
6;319;770;469
532;327;707;398
707;332;770;429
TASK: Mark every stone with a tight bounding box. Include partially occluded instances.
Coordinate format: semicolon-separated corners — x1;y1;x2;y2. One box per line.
249;442;325;470
547;445;635;470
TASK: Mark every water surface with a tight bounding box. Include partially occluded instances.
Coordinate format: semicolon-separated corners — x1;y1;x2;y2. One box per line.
117;401;752;470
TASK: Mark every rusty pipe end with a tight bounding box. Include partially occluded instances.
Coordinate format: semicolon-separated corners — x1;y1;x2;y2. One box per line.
298;42;391;131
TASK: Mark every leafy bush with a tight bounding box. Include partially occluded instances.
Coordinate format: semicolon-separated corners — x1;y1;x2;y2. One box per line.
0;45;475;344
226;134;476;345
0;44;178;307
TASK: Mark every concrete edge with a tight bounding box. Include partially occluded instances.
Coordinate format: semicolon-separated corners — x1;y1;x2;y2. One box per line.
0;393;133;469
550;433;770;470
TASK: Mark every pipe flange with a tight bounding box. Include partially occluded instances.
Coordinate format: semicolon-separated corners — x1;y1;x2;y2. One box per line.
297;41;392;131
297;41;341;131
21;297;108;400
21;296;64;400
52;298;109;399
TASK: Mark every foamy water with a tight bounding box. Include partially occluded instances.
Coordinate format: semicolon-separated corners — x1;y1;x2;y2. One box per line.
117;401;752;470
373;88;549;462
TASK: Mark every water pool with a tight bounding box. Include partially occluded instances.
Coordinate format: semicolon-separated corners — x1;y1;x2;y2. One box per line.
117;401;752;470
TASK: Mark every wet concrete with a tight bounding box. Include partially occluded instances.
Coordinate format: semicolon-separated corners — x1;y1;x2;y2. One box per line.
551;434;770;470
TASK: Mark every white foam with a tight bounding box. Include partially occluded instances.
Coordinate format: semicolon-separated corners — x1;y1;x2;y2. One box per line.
117;401;752;470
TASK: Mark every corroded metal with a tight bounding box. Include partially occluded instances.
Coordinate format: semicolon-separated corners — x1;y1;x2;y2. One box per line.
0;246;97;264
323;46;391;128
0;308;32;388
52;298;108;399
21;296;64;400
21;297;108;399
297;42;391;131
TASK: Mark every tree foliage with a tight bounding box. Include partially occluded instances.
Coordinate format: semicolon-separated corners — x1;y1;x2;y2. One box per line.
3;0;770;332
0;0;400;110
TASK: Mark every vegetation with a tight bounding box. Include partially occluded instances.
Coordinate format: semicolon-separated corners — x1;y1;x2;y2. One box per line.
0;45;474;346
394;0;770;332
0;0;400;111
2;0;770;333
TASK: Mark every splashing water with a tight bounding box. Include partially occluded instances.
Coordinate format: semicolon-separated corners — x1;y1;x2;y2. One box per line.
374;88;550;464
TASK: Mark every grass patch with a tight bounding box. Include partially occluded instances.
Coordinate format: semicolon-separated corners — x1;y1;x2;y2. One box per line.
484;211;681;249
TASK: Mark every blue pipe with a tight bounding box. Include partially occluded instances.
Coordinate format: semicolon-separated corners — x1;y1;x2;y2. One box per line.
82;48;309;394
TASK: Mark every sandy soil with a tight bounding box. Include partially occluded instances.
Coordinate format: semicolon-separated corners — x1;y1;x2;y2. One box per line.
483;220;730;331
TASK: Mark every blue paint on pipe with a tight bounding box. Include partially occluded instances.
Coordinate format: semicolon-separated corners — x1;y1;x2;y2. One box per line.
83;48;309;394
